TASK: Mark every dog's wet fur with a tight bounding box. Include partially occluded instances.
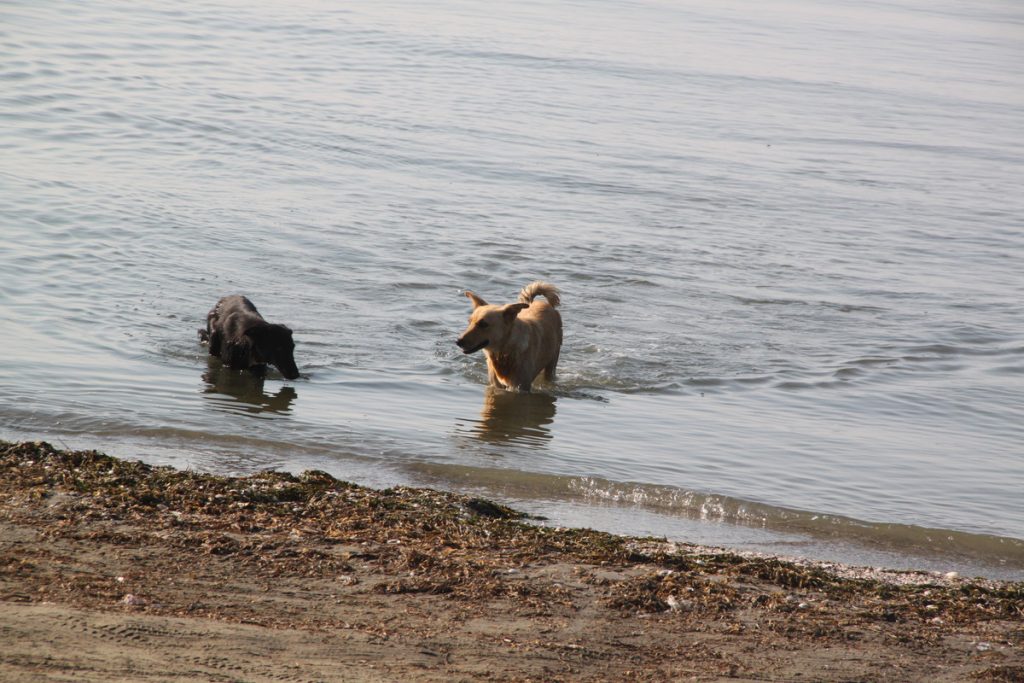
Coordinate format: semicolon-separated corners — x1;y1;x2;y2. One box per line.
199;295;299;380
456;281;562;392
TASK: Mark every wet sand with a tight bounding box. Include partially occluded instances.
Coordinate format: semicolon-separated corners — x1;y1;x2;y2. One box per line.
1;440;1021;682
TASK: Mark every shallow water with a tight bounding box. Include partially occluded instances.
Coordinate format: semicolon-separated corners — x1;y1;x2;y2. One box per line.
2;0;1023;579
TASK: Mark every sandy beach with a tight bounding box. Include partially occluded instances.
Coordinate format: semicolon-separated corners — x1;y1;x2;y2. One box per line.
1;440;1021;682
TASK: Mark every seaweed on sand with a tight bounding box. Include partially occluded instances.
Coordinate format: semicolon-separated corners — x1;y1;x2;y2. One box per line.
2;440;1021;626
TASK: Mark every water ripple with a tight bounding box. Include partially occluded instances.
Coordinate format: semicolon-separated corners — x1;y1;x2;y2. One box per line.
2;0;1022;575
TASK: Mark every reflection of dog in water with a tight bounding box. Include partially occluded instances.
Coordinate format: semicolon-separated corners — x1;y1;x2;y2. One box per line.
199;295;300;380
201;357;297;415
456;281;561;392
474;386;557;444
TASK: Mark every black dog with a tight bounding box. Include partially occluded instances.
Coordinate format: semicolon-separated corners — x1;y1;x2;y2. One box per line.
199;295;300;380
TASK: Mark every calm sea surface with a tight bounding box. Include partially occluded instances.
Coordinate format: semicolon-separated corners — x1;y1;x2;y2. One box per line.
2;0;1022;579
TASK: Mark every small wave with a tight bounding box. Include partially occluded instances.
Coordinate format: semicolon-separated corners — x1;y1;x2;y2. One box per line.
730;295;886;313
988;364;1024;376
404;462;1024;571
567;477;1024;567
847;356;899;367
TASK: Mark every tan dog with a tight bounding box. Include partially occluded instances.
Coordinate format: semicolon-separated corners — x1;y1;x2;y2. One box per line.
456;281;562;392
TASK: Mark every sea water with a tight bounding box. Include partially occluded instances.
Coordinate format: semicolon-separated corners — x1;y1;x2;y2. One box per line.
1;0;1022;579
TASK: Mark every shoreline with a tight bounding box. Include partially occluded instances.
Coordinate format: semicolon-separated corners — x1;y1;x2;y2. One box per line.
1;440;1021;681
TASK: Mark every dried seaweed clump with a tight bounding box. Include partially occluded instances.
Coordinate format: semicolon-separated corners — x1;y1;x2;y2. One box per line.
372;546;571;606
0;441;634;566
604;571;741;615
970;664;1024;681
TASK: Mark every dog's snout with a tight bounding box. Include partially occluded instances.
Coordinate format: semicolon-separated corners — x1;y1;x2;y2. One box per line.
455;336;466;348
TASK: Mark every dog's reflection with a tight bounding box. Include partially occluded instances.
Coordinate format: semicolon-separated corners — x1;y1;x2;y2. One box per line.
201;358;297;415
472;386;557;445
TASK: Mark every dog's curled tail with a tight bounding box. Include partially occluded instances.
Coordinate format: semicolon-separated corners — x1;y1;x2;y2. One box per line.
518;281;561;307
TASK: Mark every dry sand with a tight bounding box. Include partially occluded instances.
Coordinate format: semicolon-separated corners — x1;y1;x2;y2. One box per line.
1;440;1021;682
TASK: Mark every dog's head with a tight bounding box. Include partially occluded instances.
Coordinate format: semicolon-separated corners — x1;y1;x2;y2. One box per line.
246;323;300;380
456;291;528;354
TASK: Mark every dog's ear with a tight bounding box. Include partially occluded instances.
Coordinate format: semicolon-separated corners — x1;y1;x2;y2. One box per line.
244;325;275;349
465;290;488;309
244;326;266;342
502;302;529;321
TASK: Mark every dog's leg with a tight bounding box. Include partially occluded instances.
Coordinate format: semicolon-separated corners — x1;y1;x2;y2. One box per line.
543;353;559;382
222;339;252;369
208;330;224;357
486;364;502;388
512;366;533;393
221;341;239;367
